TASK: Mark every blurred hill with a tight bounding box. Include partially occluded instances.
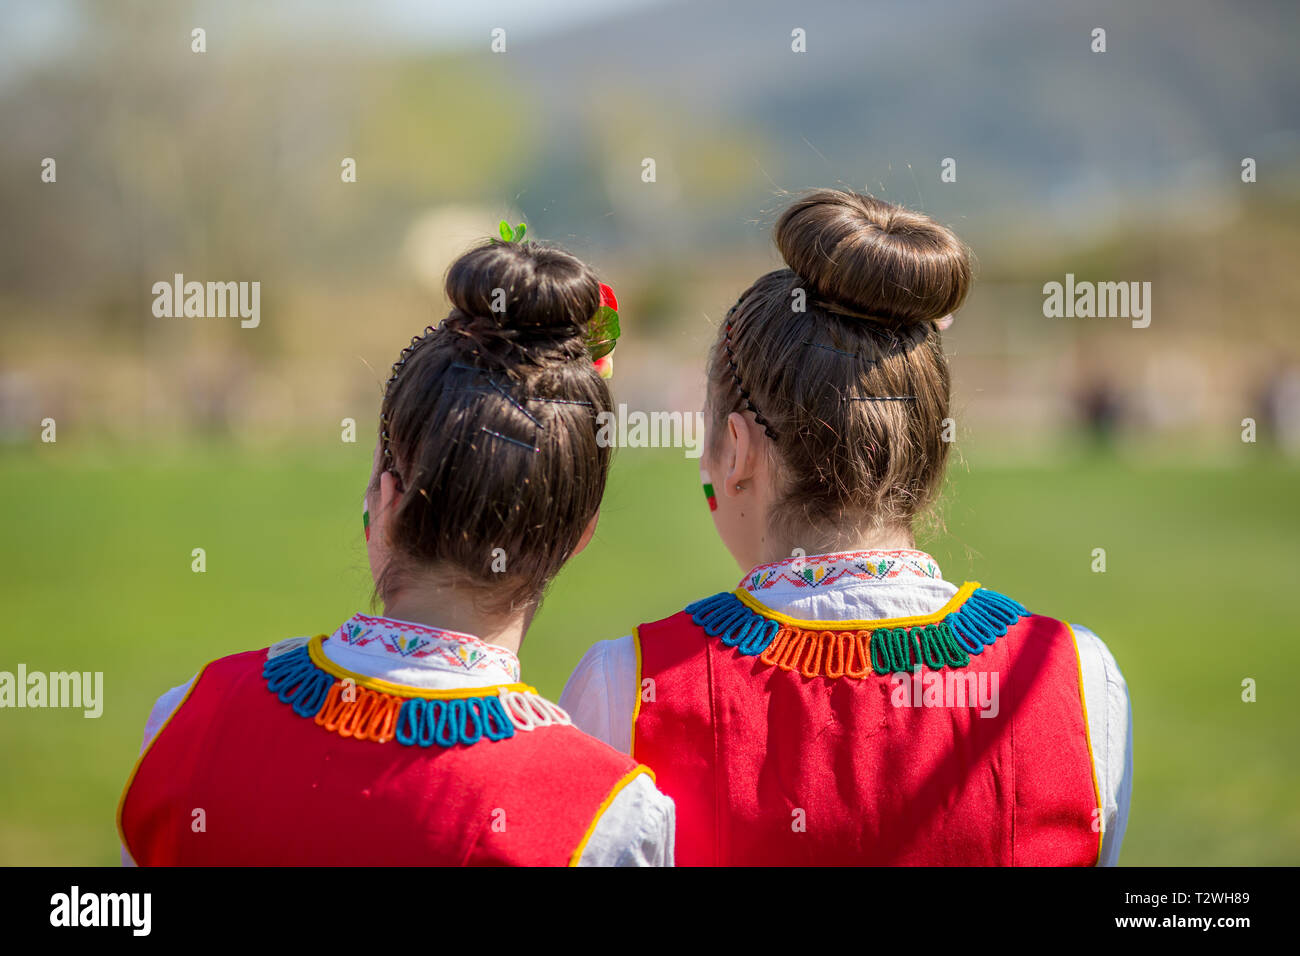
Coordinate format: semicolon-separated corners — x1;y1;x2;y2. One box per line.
1;0;1298;453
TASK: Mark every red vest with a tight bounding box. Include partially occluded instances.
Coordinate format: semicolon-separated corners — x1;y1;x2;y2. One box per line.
119;647;648;866
633;586;1102;866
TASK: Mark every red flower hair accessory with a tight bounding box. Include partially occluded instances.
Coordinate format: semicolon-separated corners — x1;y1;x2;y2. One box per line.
588;283;621;379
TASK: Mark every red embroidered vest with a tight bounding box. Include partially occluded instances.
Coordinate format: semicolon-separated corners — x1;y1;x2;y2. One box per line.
633;584;1102;866
119;647;648;866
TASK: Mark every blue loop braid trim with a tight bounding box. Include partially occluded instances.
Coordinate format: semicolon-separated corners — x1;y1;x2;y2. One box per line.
947;588;1030;656
265;643;517;749
263;645;334;718
684;587;1031;671
685;592;780;656
393;694;518;749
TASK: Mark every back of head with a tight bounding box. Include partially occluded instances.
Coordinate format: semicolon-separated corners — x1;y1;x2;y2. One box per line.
376;235;612;614
707;188;972;542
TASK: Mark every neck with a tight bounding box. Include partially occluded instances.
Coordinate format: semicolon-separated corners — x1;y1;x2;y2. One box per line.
380;578;530;656
751;524;916;569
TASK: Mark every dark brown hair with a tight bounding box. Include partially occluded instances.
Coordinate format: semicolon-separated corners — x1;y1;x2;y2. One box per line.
375;238;612;615
707;189;972;546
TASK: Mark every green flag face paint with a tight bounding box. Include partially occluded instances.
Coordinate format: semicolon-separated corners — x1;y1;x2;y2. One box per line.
363;506;370;542
701;469;717;512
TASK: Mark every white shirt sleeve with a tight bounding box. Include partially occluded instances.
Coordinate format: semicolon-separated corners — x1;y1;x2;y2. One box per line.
560;639;678;865
575;772;676;867
560;635;640;754
1071;624;1133;867
121;676;195;866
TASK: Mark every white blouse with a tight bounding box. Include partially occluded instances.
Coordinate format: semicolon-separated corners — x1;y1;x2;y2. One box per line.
560;548;1133;866
125;613;675;867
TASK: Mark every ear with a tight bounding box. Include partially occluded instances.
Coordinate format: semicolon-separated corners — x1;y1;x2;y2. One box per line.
572;509;600;558
373;469;402;539
722;411;759;497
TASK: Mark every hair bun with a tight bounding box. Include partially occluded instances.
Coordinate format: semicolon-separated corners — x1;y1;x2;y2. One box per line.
443;239;600;345
774;189;971;328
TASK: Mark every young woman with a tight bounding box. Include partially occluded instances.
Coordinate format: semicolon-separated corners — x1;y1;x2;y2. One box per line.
562;189;1132;866
119;234;674;866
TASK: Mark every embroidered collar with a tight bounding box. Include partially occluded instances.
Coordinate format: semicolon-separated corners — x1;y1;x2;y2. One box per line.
685;582;1030;681
329;613;522;683
262;635;571;750
741;549;942;594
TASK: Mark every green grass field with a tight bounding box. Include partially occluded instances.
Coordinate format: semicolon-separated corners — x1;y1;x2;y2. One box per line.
1;439;1297;865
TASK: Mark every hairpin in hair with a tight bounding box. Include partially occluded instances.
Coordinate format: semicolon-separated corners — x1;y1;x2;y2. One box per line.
809;293;955;333
844;395;917;402
479;428;539;453
724;316;778;442
802;340;856;358
489;378;543;429
808;297;901;325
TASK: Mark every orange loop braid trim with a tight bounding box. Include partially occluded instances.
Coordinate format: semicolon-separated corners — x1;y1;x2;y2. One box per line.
314;681;403;744
760;627;794;666
826;632;851;679
800;631;831;678
846;630;874;678
314;681;350;730
752;622;925;681
339;689;379;738
779;629;811;671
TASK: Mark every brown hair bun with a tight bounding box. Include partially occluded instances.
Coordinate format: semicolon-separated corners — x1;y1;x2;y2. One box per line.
774;189;971;327
442;239;600;360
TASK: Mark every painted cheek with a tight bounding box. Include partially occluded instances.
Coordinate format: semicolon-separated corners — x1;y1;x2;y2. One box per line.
700;468;718;512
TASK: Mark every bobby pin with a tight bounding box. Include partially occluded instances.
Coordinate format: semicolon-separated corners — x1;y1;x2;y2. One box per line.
844;395;917;402
489;379;544;428
803;340;856;358
479;428;539;453
447;386;594;411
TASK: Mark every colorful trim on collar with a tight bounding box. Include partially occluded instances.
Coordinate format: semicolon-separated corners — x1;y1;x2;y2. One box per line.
684;582;1029;680
742;549;942;592
262;636;570;749
332;613;521;682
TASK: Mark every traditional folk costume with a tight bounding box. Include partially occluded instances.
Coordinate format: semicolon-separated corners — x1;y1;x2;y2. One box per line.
119;614;674;866
561;549;1131;866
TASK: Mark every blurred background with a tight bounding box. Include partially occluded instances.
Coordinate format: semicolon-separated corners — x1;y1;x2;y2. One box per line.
1;0;1297;865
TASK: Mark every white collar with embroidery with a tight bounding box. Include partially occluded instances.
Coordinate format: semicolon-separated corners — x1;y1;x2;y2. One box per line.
737;549;954;622
741;549;944;594
322;613;521;687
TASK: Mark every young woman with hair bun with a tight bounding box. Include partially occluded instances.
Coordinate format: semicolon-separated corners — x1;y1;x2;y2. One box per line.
119;232;674;867
563;189;1132;866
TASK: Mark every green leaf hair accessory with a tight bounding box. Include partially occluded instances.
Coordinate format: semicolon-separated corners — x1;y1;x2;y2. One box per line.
589;283;621;378
498;220;527;243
